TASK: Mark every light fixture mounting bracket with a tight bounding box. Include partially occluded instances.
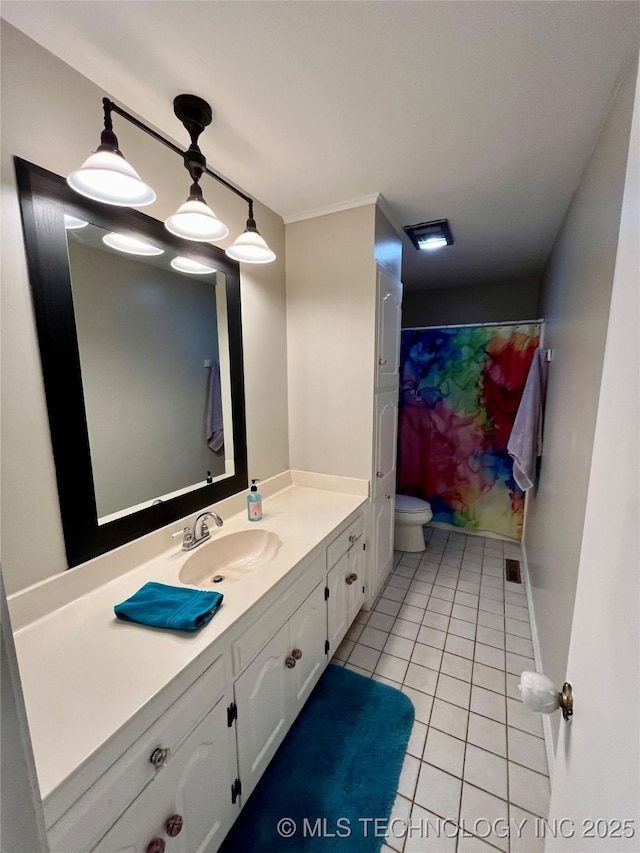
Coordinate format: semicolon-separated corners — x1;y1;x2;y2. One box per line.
174;94;213;185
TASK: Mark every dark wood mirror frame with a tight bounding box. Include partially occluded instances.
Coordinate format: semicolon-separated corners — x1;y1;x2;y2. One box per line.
15;157;248;567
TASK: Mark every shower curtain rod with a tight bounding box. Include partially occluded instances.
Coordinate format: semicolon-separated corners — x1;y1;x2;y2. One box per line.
403;319;544;331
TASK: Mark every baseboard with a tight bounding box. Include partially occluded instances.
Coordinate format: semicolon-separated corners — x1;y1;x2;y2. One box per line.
426;521;518;543
520;539;556;776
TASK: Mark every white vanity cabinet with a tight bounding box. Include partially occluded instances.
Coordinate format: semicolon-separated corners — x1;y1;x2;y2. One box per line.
91;692;237;853
48;656;238;853
233;580;326;801
375;264;402;392
326;515;366;654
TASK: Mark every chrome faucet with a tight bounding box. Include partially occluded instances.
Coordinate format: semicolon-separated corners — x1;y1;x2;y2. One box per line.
173;511;224;551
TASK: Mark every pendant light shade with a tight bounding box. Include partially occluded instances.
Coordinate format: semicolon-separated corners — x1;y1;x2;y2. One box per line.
225;211;276;264
165;186;229;242
68;148;156;207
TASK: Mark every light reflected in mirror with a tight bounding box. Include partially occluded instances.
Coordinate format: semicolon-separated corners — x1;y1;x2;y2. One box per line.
65;220;235;525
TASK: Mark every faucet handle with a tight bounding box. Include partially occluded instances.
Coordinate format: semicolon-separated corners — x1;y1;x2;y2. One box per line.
172;527;194;549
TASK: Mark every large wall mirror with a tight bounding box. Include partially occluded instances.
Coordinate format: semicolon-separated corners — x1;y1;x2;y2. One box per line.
15;157;248;567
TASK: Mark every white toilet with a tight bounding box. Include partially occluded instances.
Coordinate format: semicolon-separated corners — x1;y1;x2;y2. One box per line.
394;494;433;552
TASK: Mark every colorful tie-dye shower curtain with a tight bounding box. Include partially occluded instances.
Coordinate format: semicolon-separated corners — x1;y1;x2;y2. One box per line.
396;324;541;540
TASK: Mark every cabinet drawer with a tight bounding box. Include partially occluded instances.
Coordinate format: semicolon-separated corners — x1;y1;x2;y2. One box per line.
231;551;324;677
48;654;227;853
326;514;365;570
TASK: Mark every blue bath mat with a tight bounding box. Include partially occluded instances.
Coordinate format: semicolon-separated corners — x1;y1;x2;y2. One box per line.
219;664;414;852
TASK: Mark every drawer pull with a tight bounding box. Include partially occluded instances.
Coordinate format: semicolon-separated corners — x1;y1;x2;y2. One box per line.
291;648;303;660
149;747;169;768
348;532;363;545
285;656;296;669
345;575;354;585
166;814;183;837
146;839;165;853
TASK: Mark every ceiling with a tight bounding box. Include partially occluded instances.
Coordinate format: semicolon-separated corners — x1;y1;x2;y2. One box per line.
2;1;639;290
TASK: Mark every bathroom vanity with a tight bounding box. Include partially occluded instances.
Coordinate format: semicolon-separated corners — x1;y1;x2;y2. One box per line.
11;475;368;853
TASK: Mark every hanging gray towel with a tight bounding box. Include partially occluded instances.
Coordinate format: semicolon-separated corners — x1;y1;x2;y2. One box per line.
206;360;224;452
507;348;549;491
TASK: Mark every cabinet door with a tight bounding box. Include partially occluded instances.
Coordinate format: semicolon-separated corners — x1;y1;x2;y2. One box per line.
288;581;327;714
327;551;350;654
373;389;399;499
92;694;237;853
371;492;395;601
347;537;366;624
375;266;402;391
234;623;290;802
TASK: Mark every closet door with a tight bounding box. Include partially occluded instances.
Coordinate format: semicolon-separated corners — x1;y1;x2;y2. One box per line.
375;266;402;391
373;389;399;499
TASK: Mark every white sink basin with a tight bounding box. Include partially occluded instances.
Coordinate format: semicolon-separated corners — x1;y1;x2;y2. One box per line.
179;529;281;586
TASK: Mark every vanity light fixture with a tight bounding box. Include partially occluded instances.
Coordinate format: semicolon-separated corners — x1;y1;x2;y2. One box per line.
404;219;454;252
170;256;217;275
102;232;164;256
68;94;276;263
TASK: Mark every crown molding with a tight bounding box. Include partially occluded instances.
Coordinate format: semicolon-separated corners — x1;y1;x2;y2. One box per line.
283;193;381;224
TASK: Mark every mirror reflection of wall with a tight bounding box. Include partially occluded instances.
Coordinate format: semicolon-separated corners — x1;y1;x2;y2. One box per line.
66;221;235;523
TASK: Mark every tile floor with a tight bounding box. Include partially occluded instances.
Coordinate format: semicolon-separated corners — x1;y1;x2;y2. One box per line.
333;526;550;853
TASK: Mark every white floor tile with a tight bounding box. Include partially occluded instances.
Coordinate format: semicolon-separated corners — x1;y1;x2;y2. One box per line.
431;584;456;602
441;652;473;682
457;580;481;596
504;603;529;622
448;617;476;640
474;642;506;670
388;574;412;590
479;597;504;615
467;712;507;758
404;662;438;695
509;804;545;852
505;617;531;639
376;652;410;683
506;673;522;701
476;626;505;650
411;642;443;671
472;662;505;695
451;603;478;624
398;753;421;800
459;783;509;852
384;585;409;603
334;638;355;662
376;598;402;617
414;762;462;822
404;804;457;853
444;633;475;660
346;621;365;642
463;743;508;800
417;625;447;649
348;642;381;671
402;686;434;724
457;832;500;852
399;603;427;624
508;762;550;817
507;727;549;775
436;673;472;709
423;727;465;778
409;579;432;595
505;651;535;675
454;591;480;608
406;719;428;759
470;685;506;723
421;611;450;631
344;662;372;677
385;793;412;852
506;634;534;658
404;591;430;609
479;586;504;603
477;610;505;631
368;611;397;633
506;697;544;737
373;674;402;690
392;618;421;641
430;698;469;740
359;625;390;651
384;634;415;661
427;598;453;616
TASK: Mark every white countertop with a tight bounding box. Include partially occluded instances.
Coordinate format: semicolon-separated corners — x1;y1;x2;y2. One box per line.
13;482;366;805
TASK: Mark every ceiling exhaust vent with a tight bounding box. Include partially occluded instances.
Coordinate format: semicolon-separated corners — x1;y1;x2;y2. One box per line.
404;218;454;252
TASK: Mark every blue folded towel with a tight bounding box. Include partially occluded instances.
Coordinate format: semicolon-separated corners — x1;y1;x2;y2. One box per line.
114;582;223;632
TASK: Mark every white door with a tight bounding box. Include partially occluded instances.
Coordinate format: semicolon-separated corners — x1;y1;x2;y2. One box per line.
545;88;639;851
373;389;399;499
234;622;290;801
288;581;327;713
370;492;394;602
92;695;237;853
327;552;350;654
375;265;402;391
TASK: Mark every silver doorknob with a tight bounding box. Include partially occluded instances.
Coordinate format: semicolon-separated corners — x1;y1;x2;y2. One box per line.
376;471;384;478
149;747;170;768
519;671;573;721
378;358;387;365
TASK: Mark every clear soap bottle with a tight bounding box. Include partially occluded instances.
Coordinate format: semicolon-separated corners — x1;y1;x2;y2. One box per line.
247;479;263;522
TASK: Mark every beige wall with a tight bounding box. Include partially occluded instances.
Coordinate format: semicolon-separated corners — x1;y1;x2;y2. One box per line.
402;277;541;328
285;205;377;479
523;54;638;744
0;24;289;593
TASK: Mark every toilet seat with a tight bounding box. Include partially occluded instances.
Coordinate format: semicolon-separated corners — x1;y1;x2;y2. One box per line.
395;495;432;514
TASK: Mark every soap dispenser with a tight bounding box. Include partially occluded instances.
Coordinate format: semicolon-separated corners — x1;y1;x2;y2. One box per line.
247;479;263;522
